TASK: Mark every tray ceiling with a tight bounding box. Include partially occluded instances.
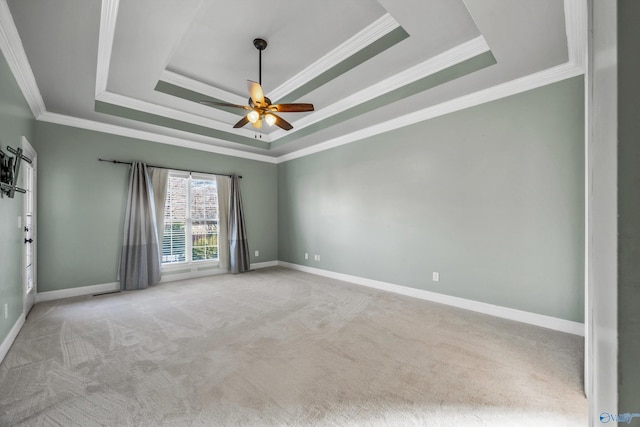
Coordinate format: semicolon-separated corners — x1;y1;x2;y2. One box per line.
1;0;585;162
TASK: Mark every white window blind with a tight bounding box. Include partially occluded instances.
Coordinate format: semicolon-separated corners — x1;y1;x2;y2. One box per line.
162;173;218;265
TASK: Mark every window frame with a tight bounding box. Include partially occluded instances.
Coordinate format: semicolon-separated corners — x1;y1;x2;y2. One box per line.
161;171;219;272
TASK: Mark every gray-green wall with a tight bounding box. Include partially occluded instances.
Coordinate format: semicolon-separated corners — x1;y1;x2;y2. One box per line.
33;122;277;292
618;0;640;413
0;49;35;343
278;77;585;322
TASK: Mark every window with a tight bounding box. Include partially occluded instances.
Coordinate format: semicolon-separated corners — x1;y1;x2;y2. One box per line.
162;172;219;265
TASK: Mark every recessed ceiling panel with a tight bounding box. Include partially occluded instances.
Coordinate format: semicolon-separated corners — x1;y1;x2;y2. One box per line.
166;0;388;96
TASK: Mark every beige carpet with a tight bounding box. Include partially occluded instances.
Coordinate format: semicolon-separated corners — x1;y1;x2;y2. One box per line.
0;267;586;426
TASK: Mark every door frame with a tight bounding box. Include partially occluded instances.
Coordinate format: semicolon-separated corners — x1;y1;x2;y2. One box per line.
21;136;37;317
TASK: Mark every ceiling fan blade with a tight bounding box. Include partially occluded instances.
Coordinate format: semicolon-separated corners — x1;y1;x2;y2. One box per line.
272;103;314;113
272;113;293;131
233;116;250;128
247;80;265;106
252;118;263;129
200;100;250;110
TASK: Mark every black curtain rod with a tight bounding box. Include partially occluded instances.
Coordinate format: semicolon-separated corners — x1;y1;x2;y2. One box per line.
98;159;242;179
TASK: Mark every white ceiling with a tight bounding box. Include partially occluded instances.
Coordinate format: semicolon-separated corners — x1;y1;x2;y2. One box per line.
1;0;585;163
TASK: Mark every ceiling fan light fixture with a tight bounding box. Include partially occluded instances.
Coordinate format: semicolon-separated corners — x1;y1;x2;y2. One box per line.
200;38;314;132
247;110;260;123
264;113;276;127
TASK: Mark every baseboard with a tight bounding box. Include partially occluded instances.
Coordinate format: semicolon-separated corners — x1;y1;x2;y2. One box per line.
34;261;278;303
0;312;26;365
277;261;585;336
35;282;120;303
250;261;278;270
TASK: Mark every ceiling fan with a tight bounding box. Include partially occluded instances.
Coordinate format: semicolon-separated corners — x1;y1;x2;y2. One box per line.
200;38;314;131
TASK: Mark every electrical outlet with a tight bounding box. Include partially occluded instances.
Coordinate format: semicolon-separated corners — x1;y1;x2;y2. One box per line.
432;272;440;282
314;255;321;262
254;250;259;257
304;253;308;260
4;304;7;319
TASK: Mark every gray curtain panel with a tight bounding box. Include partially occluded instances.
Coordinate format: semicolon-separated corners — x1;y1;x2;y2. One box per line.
228;174;250;273
119;162;161;290
149;167;169;250
216;175;231;271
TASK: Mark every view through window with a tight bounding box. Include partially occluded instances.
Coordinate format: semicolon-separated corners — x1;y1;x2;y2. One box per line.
162;173;218;264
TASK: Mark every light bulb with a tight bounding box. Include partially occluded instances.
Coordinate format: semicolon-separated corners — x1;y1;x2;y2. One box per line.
247;110;260;123
264;113;276;127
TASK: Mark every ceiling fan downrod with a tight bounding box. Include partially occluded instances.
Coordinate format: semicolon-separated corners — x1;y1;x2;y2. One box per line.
253;38;267;86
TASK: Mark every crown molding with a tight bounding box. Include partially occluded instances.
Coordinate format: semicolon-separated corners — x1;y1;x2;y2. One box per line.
268;13;400;102
96;90;266;141
38;111;278;164
269;35;491;142
95;0;119;96
0;0;46;117
160;70;248;105
277;61;583;163
564;0;587;71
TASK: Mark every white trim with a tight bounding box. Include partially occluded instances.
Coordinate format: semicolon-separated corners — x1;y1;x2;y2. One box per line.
21;136;37;317
95;91;263;141
0;312;25;365
277;61;583;163
268;13;400;102
269;35;491;142
278;261;585;336
582;0;590;398
588;0;618;420
35;282;120;303
32;261;278;302
0;0;45;117
564;0;587;72
37;112;278;164
160;70;248;106
250;261;278;270
95;0;119;96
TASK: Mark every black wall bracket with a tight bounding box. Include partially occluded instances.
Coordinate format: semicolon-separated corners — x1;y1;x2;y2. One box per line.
1;146;32;198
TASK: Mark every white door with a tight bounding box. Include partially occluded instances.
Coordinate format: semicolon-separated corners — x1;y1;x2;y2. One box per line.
22;138;36;317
